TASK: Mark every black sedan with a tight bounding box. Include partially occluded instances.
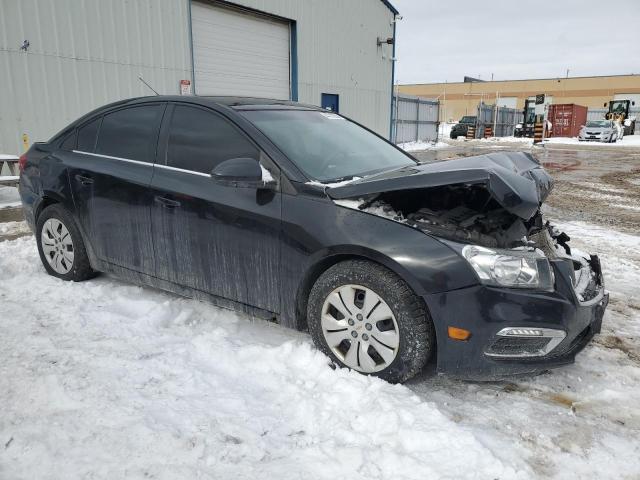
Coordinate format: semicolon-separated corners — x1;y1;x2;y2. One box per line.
18;96;608;383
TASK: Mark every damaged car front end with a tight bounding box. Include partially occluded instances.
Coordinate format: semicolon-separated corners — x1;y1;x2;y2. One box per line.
328;152;608;379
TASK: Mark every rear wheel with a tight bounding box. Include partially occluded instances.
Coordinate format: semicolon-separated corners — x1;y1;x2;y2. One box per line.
307;260;434;383
36;204;96;281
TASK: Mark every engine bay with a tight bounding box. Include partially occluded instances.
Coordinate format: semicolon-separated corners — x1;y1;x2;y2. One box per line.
334;184;603;301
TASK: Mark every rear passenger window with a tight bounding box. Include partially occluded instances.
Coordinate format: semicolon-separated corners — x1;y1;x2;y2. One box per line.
77;118;101;152
166;105;259;174
96;105;163;162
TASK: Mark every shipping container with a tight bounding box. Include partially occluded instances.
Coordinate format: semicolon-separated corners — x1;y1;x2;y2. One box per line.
548;104;588;138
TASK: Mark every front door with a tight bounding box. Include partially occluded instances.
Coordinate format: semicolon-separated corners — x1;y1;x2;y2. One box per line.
150;104;281;313
67;104;165;274
321;93;340;113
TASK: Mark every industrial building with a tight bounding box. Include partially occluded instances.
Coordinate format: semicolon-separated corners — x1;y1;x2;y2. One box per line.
399;74;640;124
0;0;399;154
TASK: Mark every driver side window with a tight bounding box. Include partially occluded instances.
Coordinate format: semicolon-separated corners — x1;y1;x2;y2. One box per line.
166;105;259;174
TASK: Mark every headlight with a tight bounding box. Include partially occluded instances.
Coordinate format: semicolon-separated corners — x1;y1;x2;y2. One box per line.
462;245;554;290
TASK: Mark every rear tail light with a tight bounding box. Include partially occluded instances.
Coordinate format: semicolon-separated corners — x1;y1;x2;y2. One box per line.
18;153;27;174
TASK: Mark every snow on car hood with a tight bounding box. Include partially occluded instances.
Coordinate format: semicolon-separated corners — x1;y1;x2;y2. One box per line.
326;151;553;220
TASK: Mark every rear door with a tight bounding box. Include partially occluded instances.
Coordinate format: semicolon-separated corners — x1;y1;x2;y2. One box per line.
150;103;281;312
68;103;165;273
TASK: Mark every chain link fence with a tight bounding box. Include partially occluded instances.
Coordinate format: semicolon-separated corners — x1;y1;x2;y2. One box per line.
391;94;440;144
588;107;640;121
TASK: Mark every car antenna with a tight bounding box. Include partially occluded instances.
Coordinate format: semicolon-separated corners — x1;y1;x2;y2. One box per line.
138;74;160;96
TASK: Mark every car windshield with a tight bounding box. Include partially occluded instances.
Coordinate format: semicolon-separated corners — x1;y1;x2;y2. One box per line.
241;109;416;182
460;116;476;124
586;120;611;128
610;101;627;113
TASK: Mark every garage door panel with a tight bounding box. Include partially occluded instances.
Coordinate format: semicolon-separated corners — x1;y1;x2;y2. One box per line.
192;2;290;99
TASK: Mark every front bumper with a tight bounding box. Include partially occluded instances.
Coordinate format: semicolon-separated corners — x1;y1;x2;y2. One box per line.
450;127;468;138
579;134;611;142
424;255;608;380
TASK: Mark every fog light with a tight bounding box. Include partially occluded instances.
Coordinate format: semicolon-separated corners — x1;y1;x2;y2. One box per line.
502;328;544;336
485;327;566;357
448;326;471;341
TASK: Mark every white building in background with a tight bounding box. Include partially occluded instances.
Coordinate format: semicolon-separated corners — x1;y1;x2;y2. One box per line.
0;0;399;154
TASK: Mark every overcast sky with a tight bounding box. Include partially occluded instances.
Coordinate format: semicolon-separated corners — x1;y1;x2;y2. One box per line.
391;0;640;84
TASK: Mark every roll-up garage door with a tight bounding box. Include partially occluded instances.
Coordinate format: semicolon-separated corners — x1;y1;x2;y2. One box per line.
191;2;291;99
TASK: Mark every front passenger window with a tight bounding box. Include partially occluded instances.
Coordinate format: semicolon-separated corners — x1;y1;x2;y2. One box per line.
166;105;259;174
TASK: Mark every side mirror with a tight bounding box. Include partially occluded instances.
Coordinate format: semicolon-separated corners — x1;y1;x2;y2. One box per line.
211;157;276;189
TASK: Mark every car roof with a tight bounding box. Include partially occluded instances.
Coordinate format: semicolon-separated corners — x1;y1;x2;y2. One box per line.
49;95;324;144
115;95;321;111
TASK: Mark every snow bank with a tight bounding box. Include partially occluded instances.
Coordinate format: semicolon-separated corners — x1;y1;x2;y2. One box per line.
0;220;30;237
0;237;524;479
398;140;451;152
480;136;534;144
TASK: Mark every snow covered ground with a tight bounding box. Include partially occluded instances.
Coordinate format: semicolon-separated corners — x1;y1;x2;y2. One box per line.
420;134;640;152
544;135;640;147
1;215;639;478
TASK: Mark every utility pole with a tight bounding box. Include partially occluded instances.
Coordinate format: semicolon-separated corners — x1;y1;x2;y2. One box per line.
493;91;499;136
393;81;400;143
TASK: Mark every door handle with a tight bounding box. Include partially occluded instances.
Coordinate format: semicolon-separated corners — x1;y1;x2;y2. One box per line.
74;174;94;185
154;195;181;208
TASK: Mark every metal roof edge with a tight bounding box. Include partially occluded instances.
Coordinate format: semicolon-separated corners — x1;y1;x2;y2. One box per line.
380;0;399;15
400;73;640;87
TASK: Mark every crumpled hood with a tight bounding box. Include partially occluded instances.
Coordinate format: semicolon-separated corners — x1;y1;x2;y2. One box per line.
326;151;553;220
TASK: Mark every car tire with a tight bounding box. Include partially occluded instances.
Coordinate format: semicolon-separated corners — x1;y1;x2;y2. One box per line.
307;260;435;383
36;204;97;282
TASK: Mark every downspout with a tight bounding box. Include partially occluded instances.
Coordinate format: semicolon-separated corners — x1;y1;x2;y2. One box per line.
389;17;397;140
187;0;196;94
290;21;298;101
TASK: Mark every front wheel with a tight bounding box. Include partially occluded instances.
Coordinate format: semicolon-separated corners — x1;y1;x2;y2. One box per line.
36;204;96;281
307;260;435;383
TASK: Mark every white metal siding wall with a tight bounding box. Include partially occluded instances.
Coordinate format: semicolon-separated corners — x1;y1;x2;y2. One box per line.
197;0;395;137
191;2;290;99
0;0;192;154
0;0;395;153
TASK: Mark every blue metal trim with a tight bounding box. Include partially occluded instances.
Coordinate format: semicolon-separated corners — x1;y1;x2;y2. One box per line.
290;21;298;101
187;0;196;93
381;0;399;15
389;19;397;139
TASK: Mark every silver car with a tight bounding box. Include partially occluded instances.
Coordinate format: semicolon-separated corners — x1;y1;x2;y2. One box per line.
578;120;619;143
